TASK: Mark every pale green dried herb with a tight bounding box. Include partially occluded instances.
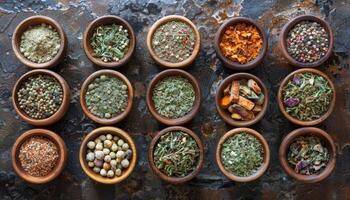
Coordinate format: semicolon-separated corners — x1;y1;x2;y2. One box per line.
221;132;263;177
90;24;129;62
152;76;195;119
282;72;333;121
85;75;128;119
20;24;61;63
287;135;330;175
153;131;200;177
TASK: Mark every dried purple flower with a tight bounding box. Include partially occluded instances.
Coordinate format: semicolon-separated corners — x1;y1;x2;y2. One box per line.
292;75;302;85
295;160;309;173
284;98;300;107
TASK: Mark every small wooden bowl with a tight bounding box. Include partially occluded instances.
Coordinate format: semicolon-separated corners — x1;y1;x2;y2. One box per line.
83;15;136;68
79;126;137;184
12;129;67;184
146;15;201;68
216;127;270;182
80;69;133;125
12;69;70;126
279;127;336;183
277;68;336;126
214;17;268;70
146;69;201;126
12;15;67;69
148;126;204;184
279;15;334;68
215;73;269;127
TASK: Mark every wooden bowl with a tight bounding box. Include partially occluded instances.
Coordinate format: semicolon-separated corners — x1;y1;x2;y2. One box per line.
146;15;201;68
215;73;269;127
80;69;133;125
12;69;70;126
146;69;201;126
83;15;136;68
79;126;137;184
279;15;334;68
277;68;336;126
148;126;204;184
216;127;270;182
214;17;268;70
279;127;336;183
12;129;67;184
12;15;67;69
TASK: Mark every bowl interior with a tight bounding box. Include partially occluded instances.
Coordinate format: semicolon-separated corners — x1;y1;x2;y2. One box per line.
80;70;133;124
79;127;137;184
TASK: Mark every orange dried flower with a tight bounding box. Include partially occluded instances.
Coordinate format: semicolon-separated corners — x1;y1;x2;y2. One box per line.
219;23;263;64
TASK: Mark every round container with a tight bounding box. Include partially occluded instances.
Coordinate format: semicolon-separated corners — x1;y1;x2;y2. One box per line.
80;69;133;125
277;68;336;126
12;69;70;126
216;127;270;182
215;73;269;127
146;15;201;68
279;15;334;68
279;127;336;183
148;126;204;184
83;15;136;68
12;15;67;69
12;129;67;184
214;17;268;70
146;69;201;126
79;126;137;184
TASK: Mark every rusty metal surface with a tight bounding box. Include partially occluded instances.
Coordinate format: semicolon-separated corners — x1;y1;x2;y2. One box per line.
0;0;349;199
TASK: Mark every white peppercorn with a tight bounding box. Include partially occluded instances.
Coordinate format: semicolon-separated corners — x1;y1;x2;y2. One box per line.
95;143;103;150
111;143;118;152
86;152;95;161
115;168;122;176
103;148;110;155
109;152;116;159
88;161;95;167
106;134;113;140
121;159;130;168
87;141;96;149
93;167;101;173
117;139;124;146
122;143;129;150
99;135;106;141
113;136;119;141
107;170;114;178
95;150;104;160
104;155;111;163
116;150;125;158
104;140;112;148
100;169;107;176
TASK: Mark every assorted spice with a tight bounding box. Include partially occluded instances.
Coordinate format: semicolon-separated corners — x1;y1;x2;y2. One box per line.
287;135;330;175
219;23;263;64
153;131;200;177
85;75;128;119
90;24;130;62
152;76;195;119
20;24;61;63
17;74;63;119
220;78;264;121
18;136;59;177
282;72;333;121
152;20;196;63
85;133;132;178
221;132;264;177
287;21;329;63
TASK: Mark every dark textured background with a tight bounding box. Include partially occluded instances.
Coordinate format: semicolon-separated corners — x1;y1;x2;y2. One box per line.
0;0;349;199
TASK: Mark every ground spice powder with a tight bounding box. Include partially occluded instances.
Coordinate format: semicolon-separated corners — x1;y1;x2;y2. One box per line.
219;23;263;64
18;136;59;177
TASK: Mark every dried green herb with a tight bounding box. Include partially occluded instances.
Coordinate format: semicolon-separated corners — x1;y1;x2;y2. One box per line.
20;24;61;63
90;24;129;62
152;20;196;63
85;75;128;119
17;74;63;119
221;132;263;177
282;72;333;121
152;76;195;119
287;135;330;175
153;131;200;177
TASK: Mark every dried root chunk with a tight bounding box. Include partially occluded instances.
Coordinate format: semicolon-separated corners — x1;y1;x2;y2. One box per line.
247;79;261;94
238;96;255;110
220;95;231;108
229;81;240;103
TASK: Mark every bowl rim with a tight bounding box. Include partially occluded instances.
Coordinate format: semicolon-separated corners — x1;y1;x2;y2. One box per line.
278;127;336;183
146;15;201;68
11;128;67;184
215;127;270;182
80;69;133;125
12;15;67;69
279;15;334;68
148;126;204;184
79;126;137;184
83;15;136;68
214;17;268;70
146;69;201;125
12;69;70;126
215;73;269;127
277;68;336;126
